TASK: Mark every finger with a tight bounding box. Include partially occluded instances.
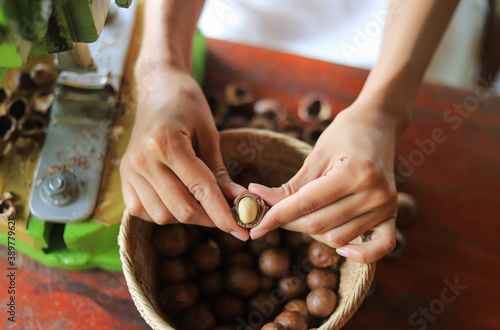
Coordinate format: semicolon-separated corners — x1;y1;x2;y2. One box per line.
251;159;354;238
138;167;216;228
162;133;249;240
128;174;177;225
309;204;393;247
248;153;329;206
248;183;282;205
122;179;154;222
334;217;397;264
279;190;384;235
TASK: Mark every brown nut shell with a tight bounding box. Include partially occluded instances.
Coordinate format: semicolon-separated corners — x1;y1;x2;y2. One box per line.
283;299;311;326
250;229;281;255
253;98;282;117
301;233;314;244
1;115;18;143
225;266;259;297
182;304;216;330
306;268;339;290
159;281;198;316
158;258;187;284
6;96;30;126
259;248;291;278
302;124;328;145
275;310;308;330
258;273;276;291
192;239;221;271
297;93;332;123
20;114;47;143
385;228;405;259
224;84;254;106
278;274;308;301
262;322;287;330
14;71;35;90
0;193;15;220
32;89;55;113
153;224;188;257
198;270;224;296
246;291;280;317
308;241;341;268
396;192;417;227
0;86;11;104
30;63;56;87
231;192;266;228
306;287;337;318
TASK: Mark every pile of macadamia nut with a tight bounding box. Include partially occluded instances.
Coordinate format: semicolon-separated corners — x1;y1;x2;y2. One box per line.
154;223;343;330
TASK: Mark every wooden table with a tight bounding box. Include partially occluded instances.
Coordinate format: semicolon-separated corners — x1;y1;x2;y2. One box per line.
1;39;499;329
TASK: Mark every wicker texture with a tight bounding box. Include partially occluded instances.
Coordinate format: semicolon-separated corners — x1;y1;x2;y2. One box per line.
118;128;375;329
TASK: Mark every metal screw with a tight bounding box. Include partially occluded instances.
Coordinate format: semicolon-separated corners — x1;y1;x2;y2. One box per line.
41;173;77;206
48;176;65;194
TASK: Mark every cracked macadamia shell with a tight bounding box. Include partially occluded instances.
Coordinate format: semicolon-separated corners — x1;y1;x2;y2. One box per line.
231;192;266;228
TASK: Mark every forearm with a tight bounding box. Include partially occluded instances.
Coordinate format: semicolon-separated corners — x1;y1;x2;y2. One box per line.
357;0;459;134
137;0;205;74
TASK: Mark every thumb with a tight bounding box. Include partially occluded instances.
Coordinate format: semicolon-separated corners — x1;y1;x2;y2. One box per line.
248;183;283;206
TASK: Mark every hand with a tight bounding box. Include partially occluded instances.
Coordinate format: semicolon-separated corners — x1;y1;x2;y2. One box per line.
120;66;249;241
249;101;399;263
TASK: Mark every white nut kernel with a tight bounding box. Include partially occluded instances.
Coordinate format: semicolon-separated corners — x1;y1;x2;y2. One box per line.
238;197;259;224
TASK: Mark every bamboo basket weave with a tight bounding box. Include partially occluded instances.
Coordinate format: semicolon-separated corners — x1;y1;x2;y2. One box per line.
119;128;375;330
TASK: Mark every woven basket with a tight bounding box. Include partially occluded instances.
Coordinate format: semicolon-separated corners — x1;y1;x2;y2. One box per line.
119;128;375;330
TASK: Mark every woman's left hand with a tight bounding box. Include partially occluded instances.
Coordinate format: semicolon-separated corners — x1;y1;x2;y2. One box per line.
249;100;400;264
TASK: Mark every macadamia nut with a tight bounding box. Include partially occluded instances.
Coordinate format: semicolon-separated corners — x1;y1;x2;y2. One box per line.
238;197;259;224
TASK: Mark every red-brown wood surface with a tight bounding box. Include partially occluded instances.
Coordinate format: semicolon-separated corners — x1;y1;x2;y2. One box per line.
1;39;499;329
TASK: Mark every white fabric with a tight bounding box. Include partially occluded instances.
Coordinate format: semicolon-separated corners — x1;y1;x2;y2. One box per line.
198;0;491;90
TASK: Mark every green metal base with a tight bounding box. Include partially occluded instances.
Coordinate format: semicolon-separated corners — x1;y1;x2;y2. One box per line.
0;219;122;271
0;30;206;271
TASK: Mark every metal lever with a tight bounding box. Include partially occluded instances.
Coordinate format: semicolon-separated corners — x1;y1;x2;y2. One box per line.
29;74;116;223
29;1;136;223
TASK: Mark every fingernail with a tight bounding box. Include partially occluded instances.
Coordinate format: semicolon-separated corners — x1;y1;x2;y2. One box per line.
336;247;351;258
248;183;268;192
231;230;249;241
250;228;269;240
229;182;247;194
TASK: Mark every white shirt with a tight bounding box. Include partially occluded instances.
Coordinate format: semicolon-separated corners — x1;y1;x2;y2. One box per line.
199;0;490;90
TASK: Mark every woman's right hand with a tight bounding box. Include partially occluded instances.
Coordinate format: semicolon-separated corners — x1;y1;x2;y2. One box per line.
120;64;249;241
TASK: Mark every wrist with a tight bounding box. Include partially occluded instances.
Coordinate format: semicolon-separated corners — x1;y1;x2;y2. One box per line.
137;0;204;77
346;95;410;137
134;55;189;83
355;75;415;135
